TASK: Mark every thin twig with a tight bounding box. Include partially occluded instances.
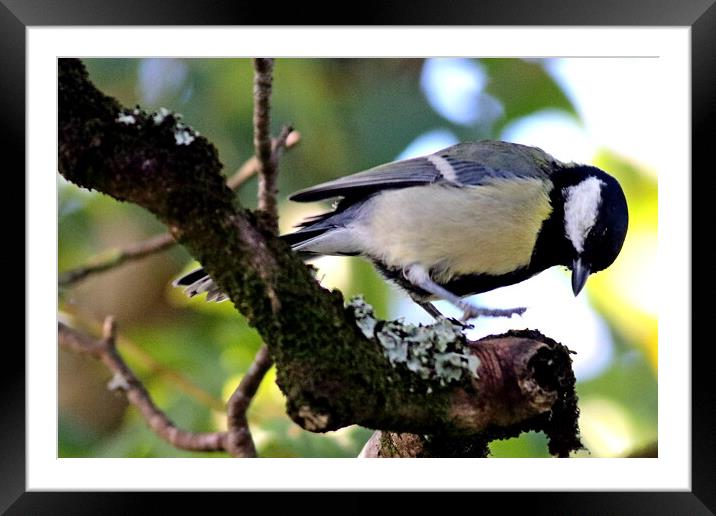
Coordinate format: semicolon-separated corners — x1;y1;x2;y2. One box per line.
59;318;275;457
63;311;225;411
225;344;273;457
58;130;301;288
59;318;229;454
253;58;279;233
58;233;175;287
223;64;293;454
227;128;300;190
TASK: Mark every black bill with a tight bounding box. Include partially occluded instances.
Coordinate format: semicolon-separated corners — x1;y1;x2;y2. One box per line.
571;258;591;296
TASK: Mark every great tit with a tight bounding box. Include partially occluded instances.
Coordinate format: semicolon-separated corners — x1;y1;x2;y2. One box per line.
174;140;629;321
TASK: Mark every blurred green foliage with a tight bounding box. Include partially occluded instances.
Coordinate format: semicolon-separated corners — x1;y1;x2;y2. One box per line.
58;58;657;458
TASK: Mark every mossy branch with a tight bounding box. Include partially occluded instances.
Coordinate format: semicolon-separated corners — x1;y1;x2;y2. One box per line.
58;58;581;456
58;129;301;288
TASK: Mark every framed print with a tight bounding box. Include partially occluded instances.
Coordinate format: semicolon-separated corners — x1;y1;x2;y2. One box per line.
7;0;712;512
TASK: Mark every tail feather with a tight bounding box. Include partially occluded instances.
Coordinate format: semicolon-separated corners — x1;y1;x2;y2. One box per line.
280;228;329;248
173;267;228;302
280;227;331;258
173;207;355;301
172;267;208;287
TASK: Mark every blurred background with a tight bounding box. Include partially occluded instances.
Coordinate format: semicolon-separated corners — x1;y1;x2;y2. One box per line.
58;58;658;458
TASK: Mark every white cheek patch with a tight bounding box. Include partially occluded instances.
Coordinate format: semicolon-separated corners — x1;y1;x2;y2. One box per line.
427;154;460;185
563;176;605;253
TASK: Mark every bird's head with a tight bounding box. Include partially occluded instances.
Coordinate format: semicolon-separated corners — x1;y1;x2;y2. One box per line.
559;165;629;296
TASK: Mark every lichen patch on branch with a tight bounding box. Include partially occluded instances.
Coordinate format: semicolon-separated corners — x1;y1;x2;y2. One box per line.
114;106;200;146
348;296;480;389
116;113;136;125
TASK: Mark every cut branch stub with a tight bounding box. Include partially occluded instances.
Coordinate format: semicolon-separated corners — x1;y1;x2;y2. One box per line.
360;329;583;458
451;335;560;430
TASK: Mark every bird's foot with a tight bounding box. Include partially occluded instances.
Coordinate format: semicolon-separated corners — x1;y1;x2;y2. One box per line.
458;302;526;322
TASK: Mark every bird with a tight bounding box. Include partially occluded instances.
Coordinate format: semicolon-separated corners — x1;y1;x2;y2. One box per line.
173;140;629;321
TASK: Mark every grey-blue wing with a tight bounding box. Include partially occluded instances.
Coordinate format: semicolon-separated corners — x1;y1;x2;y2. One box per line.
288;141;560;203
438;140;560;180
289;156;441;202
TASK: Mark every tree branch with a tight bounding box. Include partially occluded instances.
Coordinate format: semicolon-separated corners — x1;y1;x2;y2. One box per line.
64;314;226;411
59;318;228;453
58;58;582;457
357;327;582;457
60;313;273;457
253;58;280;233
58;130;301;288
226;129;300;190
225;344;273;457
222;61;294;456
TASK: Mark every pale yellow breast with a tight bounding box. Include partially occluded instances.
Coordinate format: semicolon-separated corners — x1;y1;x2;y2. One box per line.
355;178;553;279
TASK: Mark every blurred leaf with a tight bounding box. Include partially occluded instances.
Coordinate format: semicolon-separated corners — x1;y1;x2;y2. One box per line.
576;341;657;454
488;432;551;458
480;58;578;134
59;416;104;458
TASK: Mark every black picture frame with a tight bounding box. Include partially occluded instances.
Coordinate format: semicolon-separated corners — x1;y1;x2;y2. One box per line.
7;0;712;513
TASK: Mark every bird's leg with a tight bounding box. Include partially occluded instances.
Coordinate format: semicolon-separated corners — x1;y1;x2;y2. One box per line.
414;299;473;329
416;300;444;320
404;264;526;322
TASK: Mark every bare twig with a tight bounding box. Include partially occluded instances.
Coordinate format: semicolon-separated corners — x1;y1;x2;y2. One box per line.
64;310;225;411
58;233;175;287
59;318;228;453
226;128;300;190
225;344;273;457
58;129;301;288
59;318;277;457
253;58;279;233
223;65;294;453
